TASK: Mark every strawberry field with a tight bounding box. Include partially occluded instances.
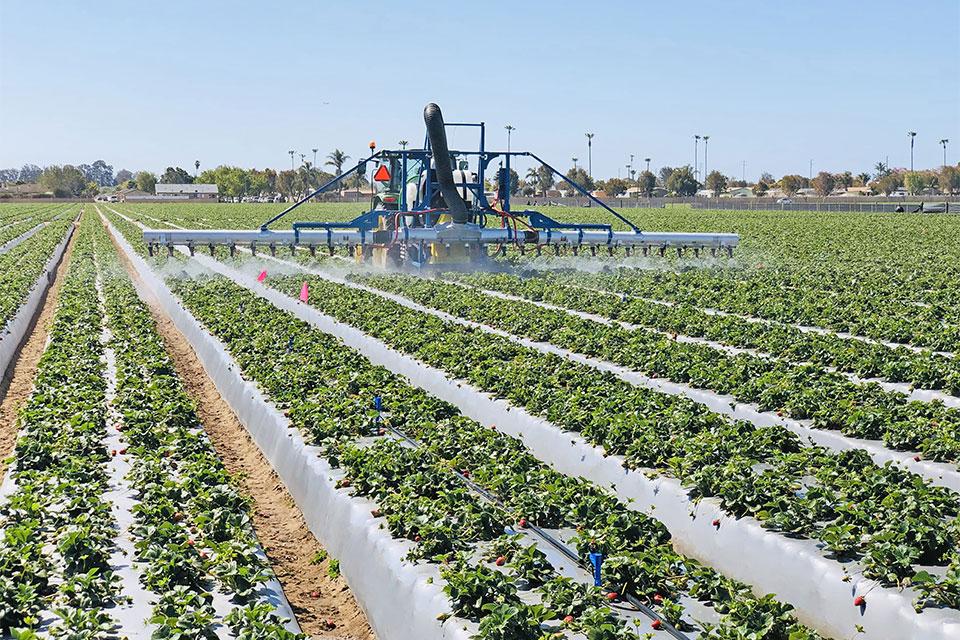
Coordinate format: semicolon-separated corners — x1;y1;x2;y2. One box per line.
1;199;959;639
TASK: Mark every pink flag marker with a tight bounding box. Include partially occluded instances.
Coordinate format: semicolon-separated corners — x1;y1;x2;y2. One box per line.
257;270;267;282
299;281;309;303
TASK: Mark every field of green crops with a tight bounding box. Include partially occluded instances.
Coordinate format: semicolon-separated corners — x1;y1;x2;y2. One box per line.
2;199;960;639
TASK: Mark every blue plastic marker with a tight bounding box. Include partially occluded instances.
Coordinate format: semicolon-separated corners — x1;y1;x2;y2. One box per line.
588;552;603;587
372;395;383;433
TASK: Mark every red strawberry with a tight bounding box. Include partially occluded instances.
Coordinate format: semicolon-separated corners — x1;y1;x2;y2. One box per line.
199;551;208;560
111;450;117;456
518;517;528;528
854;595;865;607
310;590;320;598
651;619;663;630
462;469;470;478
173;512;184;522
712;518;721;528
914;455;921;462
414;535;421;542
562;615;574;624
119;448;127;455
370;508;382;518
606;592;618;601
325;619;336;630
495;556;506;566
340;478;351;488
653;593;664;603
186;539;195;547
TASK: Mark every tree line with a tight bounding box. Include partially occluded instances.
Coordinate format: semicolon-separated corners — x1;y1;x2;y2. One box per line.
3;155;958;199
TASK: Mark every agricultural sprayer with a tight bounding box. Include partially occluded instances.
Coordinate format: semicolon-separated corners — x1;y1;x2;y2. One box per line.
142;103;739;267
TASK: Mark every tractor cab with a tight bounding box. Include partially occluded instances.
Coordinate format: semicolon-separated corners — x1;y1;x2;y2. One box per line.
371;154;405;211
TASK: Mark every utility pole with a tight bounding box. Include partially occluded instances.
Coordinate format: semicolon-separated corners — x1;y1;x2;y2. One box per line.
809;159;813;180
702;136;709;182
644;157;650;173
585;133;594;179
741;160;746;182
908;131;916;171
940;138;949;167
288;150;295;171
694;135;700;182
505;125;515;154
312;148;318;167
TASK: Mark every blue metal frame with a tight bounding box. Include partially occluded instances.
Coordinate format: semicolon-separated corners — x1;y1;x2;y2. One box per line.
260;120;641;242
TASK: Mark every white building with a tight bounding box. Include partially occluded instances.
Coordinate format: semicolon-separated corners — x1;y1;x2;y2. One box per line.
155;183;219;200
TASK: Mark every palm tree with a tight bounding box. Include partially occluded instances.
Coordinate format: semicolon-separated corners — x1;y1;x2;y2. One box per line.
398;140;408;150
326;149;350;198
525;167;540;196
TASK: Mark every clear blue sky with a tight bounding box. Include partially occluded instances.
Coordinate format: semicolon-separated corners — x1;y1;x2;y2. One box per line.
1;0;958;181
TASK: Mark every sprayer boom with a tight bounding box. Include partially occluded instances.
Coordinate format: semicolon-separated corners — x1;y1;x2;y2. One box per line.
143;103;739;265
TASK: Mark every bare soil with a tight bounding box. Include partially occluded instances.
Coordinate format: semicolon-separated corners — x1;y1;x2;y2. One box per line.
0;219;79;477
107;223;375;640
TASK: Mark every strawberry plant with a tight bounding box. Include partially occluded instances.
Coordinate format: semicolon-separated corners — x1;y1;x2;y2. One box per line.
89;221;305;635
168;272;824;638
360;272;960;466
250;270;959;604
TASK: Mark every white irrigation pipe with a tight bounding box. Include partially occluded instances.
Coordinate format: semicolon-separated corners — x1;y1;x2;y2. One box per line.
191;251;960;640
103;216;472;640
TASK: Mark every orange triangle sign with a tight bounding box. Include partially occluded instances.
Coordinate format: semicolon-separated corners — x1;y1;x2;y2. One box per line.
373;164;391;182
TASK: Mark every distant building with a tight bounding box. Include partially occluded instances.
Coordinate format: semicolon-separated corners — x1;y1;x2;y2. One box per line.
114;189;154;201
725;187;754;198
155;183;219;200
832;186;875;197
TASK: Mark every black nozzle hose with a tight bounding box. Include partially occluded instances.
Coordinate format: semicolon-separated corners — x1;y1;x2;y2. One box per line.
423;103;469;224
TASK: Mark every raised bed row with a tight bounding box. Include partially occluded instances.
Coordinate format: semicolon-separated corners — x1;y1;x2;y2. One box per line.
174;248;958;640
0;218;124;635
353;273;960;470
236;265;960;611
104;206;830;639
455;271;960;393
0;213;302;637
551;267;960;353
91;220;303;638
